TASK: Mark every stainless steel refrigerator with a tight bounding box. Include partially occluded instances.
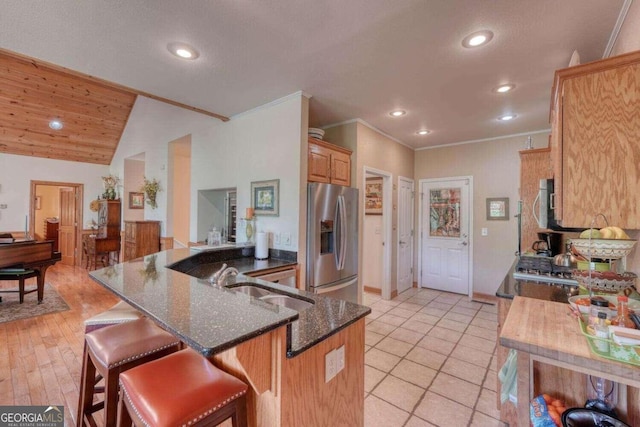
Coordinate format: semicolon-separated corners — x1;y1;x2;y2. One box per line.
306;182;358;303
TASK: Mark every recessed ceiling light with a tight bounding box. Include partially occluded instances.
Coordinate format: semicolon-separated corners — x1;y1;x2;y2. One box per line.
498;114;517;121
167;42;200;60
462;30;494;48
49;119;63;130
416;129;431;135
389;110;406;117
495;84;515;93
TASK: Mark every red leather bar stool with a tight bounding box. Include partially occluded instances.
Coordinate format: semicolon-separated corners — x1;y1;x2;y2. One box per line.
77;317;181;427
118;348;249;427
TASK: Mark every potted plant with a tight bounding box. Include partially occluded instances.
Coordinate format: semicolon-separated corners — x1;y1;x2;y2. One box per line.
102;175;120;200
141;177;161;209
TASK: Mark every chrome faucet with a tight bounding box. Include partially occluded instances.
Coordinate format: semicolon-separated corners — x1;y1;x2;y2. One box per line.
209;263;239;286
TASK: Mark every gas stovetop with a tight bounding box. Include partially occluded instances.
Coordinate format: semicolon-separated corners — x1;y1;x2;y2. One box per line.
512;270;579;286
514;255;579;286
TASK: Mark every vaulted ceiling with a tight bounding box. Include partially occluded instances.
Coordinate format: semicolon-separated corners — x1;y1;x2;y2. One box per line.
0;49;227;165
0;0;629;158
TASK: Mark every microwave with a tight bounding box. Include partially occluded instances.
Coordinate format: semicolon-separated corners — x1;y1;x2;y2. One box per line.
534;179;582;232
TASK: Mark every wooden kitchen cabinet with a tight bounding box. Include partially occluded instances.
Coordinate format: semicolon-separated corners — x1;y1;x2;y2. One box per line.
123;220;160;261
550;50;640;228
519;147;552;251
308;137;352;186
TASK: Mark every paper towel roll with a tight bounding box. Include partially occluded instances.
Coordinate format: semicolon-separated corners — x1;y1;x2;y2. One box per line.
256;232;268;260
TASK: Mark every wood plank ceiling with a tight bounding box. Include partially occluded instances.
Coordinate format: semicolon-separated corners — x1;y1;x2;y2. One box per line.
0;50;137;165
0;49;227;165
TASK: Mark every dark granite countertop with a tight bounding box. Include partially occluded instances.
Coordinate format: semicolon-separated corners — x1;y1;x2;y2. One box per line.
89;247;370;358
495;259;579;304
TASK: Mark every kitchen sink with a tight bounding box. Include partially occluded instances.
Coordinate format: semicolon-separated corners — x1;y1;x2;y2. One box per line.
226;283;314;312
230;285;272;298
259;294;314;311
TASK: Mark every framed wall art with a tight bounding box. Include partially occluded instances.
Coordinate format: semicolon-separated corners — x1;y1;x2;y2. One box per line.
486;197;509;220
129;192;144;209
365;177;383;215
251;179;279;216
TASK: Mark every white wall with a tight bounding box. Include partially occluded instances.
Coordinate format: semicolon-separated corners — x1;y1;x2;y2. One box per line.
110;96;215;237
0;153;107;232
190;92;306;250
111;92;306;252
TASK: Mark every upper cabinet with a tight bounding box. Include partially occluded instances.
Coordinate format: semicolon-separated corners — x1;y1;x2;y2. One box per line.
550;50;640;228
308;137;352;186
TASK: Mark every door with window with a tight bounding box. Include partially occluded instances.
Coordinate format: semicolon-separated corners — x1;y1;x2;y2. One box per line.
420;178;470;295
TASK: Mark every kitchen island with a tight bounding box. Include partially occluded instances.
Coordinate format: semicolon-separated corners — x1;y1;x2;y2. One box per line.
89;247;370;426
496;265;640;426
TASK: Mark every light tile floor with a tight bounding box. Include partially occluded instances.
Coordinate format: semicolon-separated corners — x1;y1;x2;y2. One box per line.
363;288;507;427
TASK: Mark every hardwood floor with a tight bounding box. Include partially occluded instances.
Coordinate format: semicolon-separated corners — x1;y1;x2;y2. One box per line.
0;263;118;426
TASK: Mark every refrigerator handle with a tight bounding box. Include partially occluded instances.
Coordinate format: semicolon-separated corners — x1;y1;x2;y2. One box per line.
315;277;358;294
338;195;347;270
334;196;341;268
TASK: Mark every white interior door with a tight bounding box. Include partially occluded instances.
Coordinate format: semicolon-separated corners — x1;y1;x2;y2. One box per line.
420;178;470;295
397;177;414;294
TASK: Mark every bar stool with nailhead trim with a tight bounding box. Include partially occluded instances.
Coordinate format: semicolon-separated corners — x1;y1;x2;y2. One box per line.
117;348;249;427
83;301;144;397
77;317;181;427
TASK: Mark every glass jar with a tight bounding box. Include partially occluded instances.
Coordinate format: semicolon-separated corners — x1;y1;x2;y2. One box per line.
589;296;610;327
611;295;635;329
593;311;610;353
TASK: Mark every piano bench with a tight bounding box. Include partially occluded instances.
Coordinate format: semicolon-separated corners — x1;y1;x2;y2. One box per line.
0;269;41;304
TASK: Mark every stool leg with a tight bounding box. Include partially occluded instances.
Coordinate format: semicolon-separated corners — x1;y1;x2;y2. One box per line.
18;277;25;304
104;367;121;427
77;343;97;427
232;394;248;427
117;388;133;427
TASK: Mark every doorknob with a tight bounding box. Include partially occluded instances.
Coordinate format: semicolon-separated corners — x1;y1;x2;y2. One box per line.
399;240;406;245
460;241;468;246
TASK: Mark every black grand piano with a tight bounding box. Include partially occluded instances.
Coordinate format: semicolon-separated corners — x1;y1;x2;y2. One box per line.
0;236;62;303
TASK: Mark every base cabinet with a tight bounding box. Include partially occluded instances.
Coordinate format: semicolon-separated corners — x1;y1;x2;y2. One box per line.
123;221;160;261
499;297;640;426
213;318;365;427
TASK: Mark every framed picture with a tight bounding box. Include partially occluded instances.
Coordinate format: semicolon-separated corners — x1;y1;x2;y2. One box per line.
365;177;383;215
251;179;279;216
129;192;144;209
486;197;509;220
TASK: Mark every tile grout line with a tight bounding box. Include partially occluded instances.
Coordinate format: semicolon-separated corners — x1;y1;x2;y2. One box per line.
365;290;501;426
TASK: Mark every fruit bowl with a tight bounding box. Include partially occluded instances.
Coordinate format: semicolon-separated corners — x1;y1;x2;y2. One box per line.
570;238;636;259
572;270;637;293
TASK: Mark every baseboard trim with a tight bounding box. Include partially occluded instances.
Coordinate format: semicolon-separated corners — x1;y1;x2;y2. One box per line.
364;286;381;295
472;292;497;305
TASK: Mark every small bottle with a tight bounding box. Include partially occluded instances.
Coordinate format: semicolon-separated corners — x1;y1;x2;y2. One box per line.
593;311;610;353
611;295;636;329
589;297;610;328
